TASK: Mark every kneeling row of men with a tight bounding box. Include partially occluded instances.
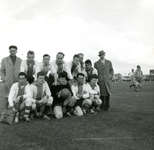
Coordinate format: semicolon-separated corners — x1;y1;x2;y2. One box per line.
8;71;102;123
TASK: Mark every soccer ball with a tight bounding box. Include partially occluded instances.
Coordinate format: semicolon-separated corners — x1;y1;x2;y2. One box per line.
60;88;71;99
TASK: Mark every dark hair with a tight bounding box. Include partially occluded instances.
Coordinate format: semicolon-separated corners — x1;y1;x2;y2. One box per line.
78;53;84;56
85;59;92;65
27;50;35;56
18;72;27;78
43;54;50;58
9;45;17;50
37;72;45;78
56;52;65;57
90;74;98;80
59;72;67;79
77;73;84;78
137;65;141;68
73;54;79;60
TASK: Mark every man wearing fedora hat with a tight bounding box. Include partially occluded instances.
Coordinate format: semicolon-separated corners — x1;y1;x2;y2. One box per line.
0;45;22;109
94;50;114;111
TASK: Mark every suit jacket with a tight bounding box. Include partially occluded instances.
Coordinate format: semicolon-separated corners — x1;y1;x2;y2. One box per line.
30;81;51;99
0;56;22;94
8;83;31;107
20;59;39;79
94;59;114;95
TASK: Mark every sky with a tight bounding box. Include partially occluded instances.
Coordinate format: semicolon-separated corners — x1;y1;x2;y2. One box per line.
0;0;154;75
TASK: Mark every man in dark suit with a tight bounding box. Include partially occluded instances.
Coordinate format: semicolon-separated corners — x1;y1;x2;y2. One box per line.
94;50;114;111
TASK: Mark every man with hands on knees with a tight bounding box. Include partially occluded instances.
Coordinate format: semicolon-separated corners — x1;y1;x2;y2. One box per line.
30;72;53;120
9;72;44;123
71;73;92;116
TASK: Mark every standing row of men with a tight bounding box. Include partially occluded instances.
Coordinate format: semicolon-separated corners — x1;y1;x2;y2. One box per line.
0;45;114;122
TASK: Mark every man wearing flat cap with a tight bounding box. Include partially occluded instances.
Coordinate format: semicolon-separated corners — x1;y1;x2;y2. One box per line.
0;45;22;108
94;50;114;111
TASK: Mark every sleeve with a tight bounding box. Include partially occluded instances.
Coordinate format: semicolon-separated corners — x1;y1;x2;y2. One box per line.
94;62;97;70
82;85;90;99
35;62;41;79
64;62;73;80
8;84;16;107
0;59;5;81
45;82;51;96
109;61;114;78
20;60;25;72
87;84;97;95
23;84;32;99
71;85;79;100
93;69;98;75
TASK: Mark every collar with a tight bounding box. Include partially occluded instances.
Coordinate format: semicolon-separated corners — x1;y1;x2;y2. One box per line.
42;61;50;66
27;60;35;65
100;59;105;64
10;55;16;58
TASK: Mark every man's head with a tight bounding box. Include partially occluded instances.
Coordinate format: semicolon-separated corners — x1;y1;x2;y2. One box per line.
85;59;92;71
78;53;84;63
77;73;85;85
56;52;65;64
98;50;106;60
18;72;27;86
9;45;17;56
132;69;134;72
73;54;79;65
90;74;98;85
43;54;50;65
137;65;141;71
27;50;35;63
37;72;45;84
58;72;67;85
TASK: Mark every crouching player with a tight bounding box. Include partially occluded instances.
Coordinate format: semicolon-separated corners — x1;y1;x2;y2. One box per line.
87;74;102;113
8;72;44;122
51;72;76;119
71;73;92;116
30;72;53;120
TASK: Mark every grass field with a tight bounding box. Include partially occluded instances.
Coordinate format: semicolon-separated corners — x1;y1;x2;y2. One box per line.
0;81;154;150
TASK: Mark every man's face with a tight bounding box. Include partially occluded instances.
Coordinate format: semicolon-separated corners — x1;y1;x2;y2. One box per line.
43;56;50;65
56;54;64;64
73;57;79;65
91;78;98;85
78;54;84;63
59;77;67;85
77;75;84;85
37;75;45;84
27;54;35;62
85;63;92;71
100;54;105;60
18;75;27;86
9;48;17;56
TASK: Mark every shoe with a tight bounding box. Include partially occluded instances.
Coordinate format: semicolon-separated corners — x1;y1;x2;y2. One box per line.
105;108;110;111
95;107;101;112
44;115;51;121
24;117;30;122
66;112;72;117
129;86;132;89
82;108;87;114
89;109;97;114
37;112;41;117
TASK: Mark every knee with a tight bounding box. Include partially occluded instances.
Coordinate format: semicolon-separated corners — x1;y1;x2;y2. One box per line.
95;99;102;105
25;98;32;106
54;106;63;119
31;104;36;111
46;97;53;106
74;106;83;116
83;99;92;107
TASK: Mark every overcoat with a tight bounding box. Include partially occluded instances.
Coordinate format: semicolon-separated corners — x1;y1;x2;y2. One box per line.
0;56;22;97
94;59;114;96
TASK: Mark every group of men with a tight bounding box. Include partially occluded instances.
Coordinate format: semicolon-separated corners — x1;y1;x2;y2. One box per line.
129;65;144;91
0;45;114;123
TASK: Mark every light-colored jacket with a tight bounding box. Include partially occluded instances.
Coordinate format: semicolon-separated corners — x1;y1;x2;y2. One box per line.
86;83;100;95
30;81;51;99
0;56;22;96
71;84;89;100
8;83;31;107
20;59;39;79
67;61;81;78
